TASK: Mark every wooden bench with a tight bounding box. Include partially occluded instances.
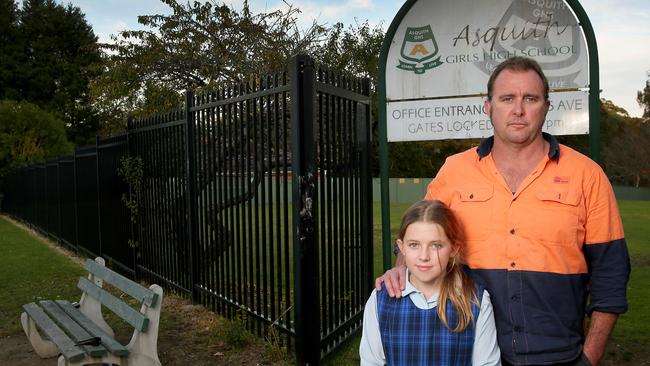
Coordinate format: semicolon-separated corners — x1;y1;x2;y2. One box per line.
21;257;163;366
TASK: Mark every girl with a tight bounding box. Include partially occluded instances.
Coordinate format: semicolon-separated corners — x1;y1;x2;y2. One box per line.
360;200;500;365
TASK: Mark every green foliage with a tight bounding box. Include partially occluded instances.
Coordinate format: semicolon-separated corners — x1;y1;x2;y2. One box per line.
388;139;479;177
318;20;385;93
553;99;650;188
0;0;21;101
315;20;389;176
117;156;144;248
637;75;650;119
0;100;72;178
600;99;650;188
91;0;328;134
1;0;103;146
223;307;252;348
264;324;290;362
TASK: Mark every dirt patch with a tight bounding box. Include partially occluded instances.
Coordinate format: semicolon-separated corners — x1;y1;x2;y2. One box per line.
0;334;52;366
155;294;291;365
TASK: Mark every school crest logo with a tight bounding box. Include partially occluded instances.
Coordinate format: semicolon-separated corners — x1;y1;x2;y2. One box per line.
397;25;443;74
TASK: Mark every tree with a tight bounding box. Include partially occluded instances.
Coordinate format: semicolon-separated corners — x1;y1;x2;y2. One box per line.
601;99;650;187
638;71;650;120
0;100;73;178
19;0;103;146
0;0;22;101
91;0;328;134
602;119;650;188
1;0;103;146
317;20;385;93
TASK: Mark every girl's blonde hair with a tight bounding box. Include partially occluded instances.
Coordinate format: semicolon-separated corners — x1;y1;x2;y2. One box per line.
398;200;478;332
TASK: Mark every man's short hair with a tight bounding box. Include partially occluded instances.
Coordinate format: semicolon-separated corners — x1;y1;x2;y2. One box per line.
487;57;549;101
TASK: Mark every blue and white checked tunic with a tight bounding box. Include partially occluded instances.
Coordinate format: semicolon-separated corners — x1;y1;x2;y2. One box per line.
377;282;481;365
359;271;501;365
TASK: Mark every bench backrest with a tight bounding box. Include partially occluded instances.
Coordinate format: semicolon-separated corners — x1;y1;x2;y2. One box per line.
78;259;160;333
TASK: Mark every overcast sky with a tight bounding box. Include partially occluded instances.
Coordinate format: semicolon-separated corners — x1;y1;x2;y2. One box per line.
68;0;650;117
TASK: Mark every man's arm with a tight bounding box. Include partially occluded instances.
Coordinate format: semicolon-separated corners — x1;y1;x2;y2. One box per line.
373;253;406;298
582;311;618;366
581;168;630;365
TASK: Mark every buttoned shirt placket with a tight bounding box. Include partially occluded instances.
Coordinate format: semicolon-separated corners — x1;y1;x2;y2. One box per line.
484;150;555;357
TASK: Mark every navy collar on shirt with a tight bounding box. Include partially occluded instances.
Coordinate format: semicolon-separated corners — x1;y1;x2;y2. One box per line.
476;132;560;161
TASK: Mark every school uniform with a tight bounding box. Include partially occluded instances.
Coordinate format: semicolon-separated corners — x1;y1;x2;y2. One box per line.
360;270;501;365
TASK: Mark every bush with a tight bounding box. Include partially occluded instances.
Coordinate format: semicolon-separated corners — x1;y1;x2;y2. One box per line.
0;99;72;178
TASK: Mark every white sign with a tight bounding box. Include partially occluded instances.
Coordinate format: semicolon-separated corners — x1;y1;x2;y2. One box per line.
387;91;588;141
384;0;590;140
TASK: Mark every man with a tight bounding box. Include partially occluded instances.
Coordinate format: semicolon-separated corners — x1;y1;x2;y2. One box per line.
377;57;630;366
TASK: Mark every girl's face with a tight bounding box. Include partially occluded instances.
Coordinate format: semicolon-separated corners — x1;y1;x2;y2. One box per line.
397;221;458;298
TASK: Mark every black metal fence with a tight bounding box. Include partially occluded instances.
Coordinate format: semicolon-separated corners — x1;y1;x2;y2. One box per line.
1;55;372;364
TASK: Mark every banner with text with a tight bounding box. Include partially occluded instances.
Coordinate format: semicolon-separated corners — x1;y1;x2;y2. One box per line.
387;91;588;141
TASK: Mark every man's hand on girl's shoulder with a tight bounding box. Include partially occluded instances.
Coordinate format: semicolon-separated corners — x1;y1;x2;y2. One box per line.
375;265;406;298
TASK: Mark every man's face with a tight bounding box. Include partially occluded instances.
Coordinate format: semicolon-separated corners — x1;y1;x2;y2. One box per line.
485;69;549;147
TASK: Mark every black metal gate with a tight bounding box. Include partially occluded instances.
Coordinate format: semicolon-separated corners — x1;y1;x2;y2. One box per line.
125;55;373;363
292;55;374;362
1;55;372;363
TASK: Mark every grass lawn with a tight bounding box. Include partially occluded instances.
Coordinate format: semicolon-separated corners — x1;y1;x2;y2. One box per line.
605;200;650;362
0;217;85;337
1;200;649;365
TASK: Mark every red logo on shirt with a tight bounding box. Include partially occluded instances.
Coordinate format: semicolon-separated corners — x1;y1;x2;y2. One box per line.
553;176;569;184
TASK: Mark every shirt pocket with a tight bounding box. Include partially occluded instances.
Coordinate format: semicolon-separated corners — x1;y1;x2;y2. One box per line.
527;187;582;247
451;185;494;243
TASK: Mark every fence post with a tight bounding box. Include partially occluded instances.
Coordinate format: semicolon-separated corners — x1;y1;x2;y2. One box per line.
95;136;103;257
185;89;200;304
56;159;62;242
125;120;138;280
73;148;79;250
358;78;374;297
291;54;321;365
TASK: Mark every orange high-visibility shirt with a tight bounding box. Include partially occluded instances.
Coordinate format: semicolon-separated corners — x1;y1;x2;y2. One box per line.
424;134;630;364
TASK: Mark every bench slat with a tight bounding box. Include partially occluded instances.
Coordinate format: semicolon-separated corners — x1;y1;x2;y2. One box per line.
39;301;107;358
77;277;149;332
56;300;129;357
22;303;86;362
85;259;159;308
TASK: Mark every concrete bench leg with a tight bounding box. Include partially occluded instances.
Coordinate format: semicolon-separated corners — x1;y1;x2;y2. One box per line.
21;312;59;358
124;285;164;366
